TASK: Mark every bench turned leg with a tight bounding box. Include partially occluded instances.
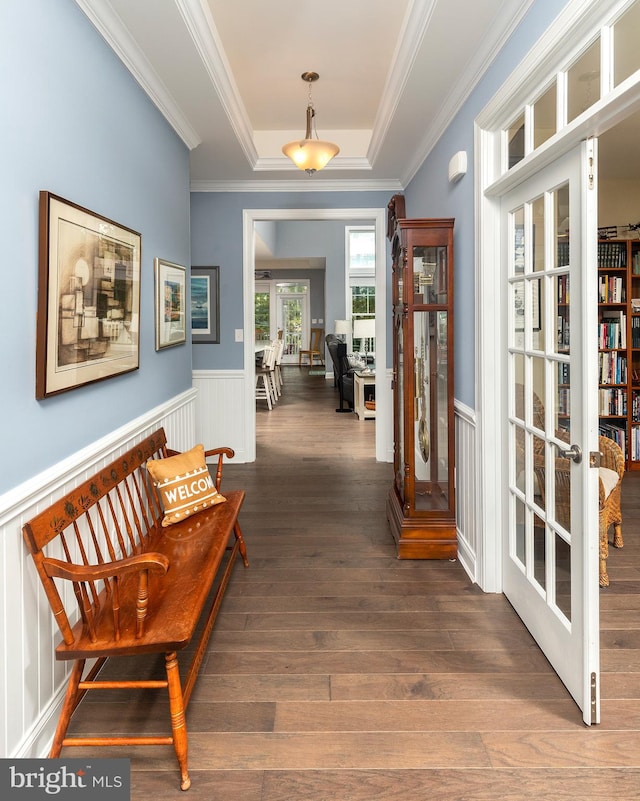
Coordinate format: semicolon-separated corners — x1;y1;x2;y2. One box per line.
234;522;249;568
50;659;85;757
165;651;190;791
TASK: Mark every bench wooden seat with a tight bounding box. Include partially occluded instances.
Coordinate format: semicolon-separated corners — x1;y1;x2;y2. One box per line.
22;428;248;791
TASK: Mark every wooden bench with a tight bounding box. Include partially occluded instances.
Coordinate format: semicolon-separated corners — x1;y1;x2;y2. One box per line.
22;428;248;791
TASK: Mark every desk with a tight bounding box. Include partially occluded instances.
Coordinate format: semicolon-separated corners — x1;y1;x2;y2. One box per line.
354;371;375;420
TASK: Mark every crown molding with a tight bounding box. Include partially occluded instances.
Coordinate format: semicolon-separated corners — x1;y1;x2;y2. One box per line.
400;0;536;186
73;0;201;149
368;0;438;165
175;0;258;165
190;178;403;193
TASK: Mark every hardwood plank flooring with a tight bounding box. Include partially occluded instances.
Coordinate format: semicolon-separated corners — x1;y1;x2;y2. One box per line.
66;368;640;799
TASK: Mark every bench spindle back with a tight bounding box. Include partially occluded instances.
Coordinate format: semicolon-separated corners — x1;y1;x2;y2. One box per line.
22;431;169;646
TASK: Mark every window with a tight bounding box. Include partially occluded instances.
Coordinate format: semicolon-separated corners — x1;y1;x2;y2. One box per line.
254;282;270;341
346;226;376;353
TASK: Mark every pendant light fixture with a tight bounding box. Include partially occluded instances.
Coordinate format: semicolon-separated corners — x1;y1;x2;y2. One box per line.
282;72;340;175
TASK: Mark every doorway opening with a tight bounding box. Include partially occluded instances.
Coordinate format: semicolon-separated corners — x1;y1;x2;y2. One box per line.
242;208;389;465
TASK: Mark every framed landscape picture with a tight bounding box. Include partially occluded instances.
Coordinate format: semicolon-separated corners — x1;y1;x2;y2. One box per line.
154;258;187;349
191;266;220;343
36;191;141;398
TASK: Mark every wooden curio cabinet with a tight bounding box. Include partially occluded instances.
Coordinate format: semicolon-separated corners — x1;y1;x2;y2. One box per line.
386;195;456;559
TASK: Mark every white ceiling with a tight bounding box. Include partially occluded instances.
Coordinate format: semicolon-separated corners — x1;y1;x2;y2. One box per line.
76;0;536;190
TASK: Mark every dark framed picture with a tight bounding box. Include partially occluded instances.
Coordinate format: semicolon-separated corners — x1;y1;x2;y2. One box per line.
36;191;141;399
191;266;220;343
154;258;187;350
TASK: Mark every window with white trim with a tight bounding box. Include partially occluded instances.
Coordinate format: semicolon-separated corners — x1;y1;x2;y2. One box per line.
346;226;376;353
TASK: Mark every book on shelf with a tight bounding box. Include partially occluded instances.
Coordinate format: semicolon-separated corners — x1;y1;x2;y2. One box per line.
598;351;627;384
598;241;627;268
599;421;627;458
599;387;627;416
599;310;626;349
598;274;625;303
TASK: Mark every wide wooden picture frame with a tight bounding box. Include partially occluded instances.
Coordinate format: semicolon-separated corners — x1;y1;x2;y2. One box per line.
37;191;141;399
191;266;220;344
155;258;187;350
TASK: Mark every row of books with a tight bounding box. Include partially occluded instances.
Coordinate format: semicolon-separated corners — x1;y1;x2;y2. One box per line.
599;422;627;457
557;274;569;304
557;387;570;416
557;315;570;349
599;387;627;416
558;362;570;385
599;312;627;349
632;391;640;422
630;427;640;461
598;274;625;303
633;316;640;348
598;241;627;269
599;351;627;385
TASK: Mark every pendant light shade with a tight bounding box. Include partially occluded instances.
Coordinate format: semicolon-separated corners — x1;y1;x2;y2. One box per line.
282;72;339;175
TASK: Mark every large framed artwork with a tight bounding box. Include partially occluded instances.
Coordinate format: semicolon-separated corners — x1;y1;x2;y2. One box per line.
191;266;220;344
154;258;187;350
36;191;141;399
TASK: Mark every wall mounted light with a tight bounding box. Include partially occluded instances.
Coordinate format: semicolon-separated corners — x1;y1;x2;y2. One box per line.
282;72;340;175
448;150;467;183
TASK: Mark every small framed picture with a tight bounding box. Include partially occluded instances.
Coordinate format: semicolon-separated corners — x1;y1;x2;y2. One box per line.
36;191;141;398
154;258;186;350
191;266;220;344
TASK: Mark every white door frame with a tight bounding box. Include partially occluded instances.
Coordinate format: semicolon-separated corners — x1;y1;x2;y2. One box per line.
242;208;389;463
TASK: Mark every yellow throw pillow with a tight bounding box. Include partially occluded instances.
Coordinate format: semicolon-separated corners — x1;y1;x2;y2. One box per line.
146;444;226;527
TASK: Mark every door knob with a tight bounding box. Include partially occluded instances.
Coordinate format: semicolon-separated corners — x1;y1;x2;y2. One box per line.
558;443;582;463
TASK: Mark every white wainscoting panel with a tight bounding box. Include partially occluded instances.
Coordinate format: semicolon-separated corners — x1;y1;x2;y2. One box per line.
0;389;196;759
193;370;248;461
455;401;478;585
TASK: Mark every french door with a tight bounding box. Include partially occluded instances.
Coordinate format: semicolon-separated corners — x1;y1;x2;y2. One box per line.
502;140;601;724
277;292;308;364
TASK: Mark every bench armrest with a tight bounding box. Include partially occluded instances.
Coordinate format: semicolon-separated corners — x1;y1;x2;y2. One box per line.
43;552;170;642
42;552;169;582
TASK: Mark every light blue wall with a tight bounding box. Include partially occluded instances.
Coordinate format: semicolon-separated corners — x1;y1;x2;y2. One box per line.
0;0;192;494
404;0;571;408
190;192;390;370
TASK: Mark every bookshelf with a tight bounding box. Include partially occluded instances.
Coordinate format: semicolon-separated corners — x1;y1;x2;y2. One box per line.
597;239;640;468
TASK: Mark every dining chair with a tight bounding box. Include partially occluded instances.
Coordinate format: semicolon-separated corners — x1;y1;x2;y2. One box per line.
299;327;324;367
255;346;277;410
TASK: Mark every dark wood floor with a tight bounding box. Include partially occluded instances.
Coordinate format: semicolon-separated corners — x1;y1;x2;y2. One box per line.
68;368;640;799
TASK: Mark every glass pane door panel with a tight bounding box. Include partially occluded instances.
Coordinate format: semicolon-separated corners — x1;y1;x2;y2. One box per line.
555;274;570;355
533;196;545;272
413;310;449;511
412;246;448;303
396;313;405;495
567;39;601;124
278;296;303;361
614;2;640;86
533;83;557;149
